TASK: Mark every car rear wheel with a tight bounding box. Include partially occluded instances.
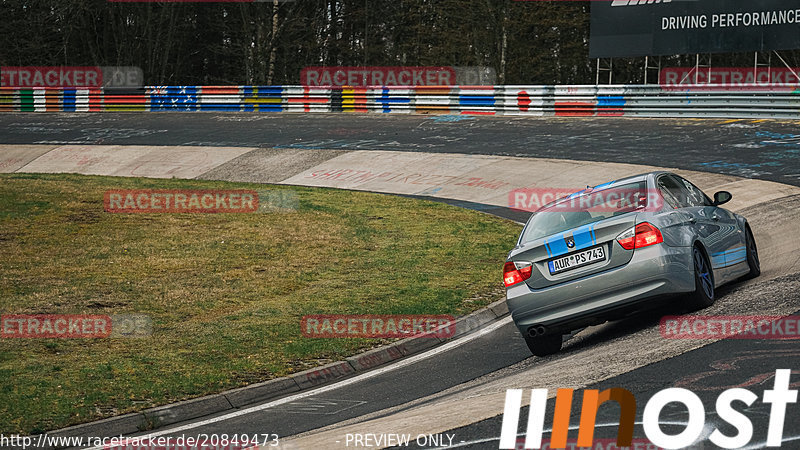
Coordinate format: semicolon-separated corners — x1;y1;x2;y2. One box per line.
688;246;715;309
524;334;562;357
741;227;761;280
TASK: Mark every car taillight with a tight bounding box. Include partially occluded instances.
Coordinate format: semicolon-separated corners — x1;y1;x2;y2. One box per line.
616;222;663;250
504;261;533;287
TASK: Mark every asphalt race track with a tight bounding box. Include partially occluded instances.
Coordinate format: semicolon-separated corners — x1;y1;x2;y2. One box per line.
3;112;800;449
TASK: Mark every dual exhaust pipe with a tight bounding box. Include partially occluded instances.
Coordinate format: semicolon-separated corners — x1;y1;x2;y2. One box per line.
527;325;547;337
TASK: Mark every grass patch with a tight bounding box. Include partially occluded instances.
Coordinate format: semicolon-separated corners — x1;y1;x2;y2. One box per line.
0;173;520;434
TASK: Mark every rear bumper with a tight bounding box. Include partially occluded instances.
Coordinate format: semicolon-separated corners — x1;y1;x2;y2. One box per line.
506;244;695;336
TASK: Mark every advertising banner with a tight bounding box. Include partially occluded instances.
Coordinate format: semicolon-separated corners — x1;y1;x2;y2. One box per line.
590;0;800;58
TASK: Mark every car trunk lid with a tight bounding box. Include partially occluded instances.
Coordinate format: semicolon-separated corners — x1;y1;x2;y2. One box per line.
509;212;638;289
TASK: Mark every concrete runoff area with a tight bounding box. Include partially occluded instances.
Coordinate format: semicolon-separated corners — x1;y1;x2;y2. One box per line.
2;141;800;448
197;147;350;184
0;145;58;173
16;145;254;179
4;114;800;186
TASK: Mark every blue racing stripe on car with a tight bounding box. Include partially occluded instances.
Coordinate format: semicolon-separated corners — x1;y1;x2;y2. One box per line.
545;233;569;257
710;250;725;268
568;191;584;199
593;180;616;190
572;225;596;250
725;246;747;265
711;254;726;268
711;246;747;267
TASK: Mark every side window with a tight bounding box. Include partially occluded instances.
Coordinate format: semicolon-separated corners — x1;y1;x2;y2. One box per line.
675;176;712;207
657;175;684;209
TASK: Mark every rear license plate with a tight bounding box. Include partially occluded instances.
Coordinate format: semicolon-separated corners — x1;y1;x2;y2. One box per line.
548;246;606;275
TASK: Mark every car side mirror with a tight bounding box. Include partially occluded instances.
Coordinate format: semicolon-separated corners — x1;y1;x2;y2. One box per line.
713;191;732;206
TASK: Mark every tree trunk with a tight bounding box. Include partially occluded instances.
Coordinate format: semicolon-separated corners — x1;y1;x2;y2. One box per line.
267;0;279;85
499;0;508;84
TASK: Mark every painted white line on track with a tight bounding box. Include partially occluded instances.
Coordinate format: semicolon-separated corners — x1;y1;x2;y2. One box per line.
434;421;800;450
431;420;706;450
741;433;800;449
84;316;514;449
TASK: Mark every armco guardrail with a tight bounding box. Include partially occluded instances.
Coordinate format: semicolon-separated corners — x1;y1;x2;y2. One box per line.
1;85;800;118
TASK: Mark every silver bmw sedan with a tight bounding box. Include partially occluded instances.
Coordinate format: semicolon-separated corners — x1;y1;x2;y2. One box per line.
504;171;760;356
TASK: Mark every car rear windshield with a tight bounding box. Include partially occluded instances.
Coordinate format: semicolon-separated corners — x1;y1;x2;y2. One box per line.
520;181;648;244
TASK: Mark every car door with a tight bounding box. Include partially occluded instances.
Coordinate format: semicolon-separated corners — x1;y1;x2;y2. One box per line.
655;174;701;246
656;174;727;279
673;175;746;284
